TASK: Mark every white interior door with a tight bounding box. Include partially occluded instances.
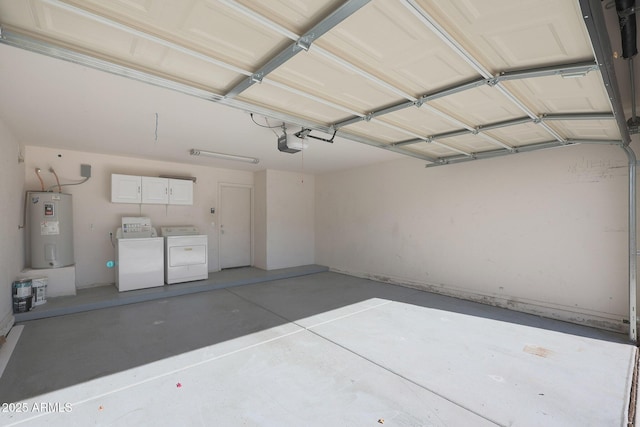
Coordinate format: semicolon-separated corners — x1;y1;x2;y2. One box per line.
219;185;251;269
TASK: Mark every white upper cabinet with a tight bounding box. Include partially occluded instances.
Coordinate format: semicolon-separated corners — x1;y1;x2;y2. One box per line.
111;174;193;205
141;177;169;204
111;174;141;203
168;179;193;205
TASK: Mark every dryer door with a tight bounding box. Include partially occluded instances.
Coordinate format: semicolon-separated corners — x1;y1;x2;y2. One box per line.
169;243;206;266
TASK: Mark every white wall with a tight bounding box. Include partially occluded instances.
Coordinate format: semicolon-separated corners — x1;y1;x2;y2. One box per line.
253;170;267;269
0;119;25;335
316;144;632;332
254;170;315;270
266;170;314;270
24;146;253;288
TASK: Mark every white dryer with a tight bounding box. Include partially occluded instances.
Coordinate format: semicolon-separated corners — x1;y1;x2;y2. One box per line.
159;226;208;284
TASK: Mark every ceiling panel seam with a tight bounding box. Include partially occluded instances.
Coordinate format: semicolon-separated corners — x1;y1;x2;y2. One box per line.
369;117;474;157
426;141;571;167
219;0;417;102
40;0;252;76
224;0;372;99
400;0;492;78
391;112;614;148
332;61;600;130
425;138;623;168
261;78;364;117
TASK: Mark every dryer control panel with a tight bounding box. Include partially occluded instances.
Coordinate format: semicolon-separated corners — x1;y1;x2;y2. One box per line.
160;226;200;236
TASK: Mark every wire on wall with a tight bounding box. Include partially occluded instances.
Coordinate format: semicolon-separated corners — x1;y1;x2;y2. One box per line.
45;176;91;192
43;162;92;191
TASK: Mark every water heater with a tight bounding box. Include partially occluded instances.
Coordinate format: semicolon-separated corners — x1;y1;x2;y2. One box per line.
27;192;74;268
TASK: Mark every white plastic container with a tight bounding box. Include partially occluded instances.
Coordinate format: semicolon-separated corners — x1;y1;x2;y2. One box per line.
30;277;47;306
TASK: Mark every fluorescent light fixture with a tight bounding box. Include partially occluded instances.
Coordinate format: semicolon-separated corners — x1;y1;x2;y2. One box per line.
190;149;259;164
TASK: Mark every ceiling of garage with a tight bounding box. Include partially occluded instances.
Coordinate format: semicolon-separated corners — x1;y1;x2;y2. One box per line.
0;0;634;172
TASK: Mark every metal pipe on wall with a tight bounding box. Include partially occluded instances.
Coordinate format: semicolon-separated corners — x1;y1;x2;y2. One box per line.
623;144;637;342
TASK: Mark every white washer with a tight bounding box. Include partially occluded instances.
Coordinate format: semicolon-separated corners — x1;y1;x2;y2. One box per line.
160;226;208;284
115;224;164;292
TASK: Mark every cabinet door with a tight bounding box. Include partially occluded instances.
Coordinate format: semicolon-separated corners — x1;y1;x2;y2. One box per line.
141;177;169;204
168;179;193;205
111;174;141;203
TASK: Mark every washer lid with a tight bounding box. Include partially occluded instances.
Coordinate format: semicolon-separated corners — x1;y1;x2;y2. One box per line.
160;226;200;236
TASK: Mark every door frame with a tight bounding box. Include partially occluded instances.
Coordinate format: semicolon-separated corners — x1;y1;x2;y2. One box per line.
217;182;254;270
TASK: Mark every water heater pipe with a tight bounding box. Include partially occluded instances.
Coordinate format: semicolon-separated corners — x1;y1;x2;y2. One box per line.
34;168;44;191
49;168;62;193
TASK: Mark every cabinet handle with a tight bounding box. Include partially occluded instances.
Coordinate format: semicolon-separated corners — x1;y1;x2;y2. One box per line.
138;186;141;194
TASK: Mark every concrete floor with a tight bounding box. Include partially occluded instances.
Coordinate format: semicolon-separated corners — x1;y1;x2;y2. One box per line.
0;271;636;426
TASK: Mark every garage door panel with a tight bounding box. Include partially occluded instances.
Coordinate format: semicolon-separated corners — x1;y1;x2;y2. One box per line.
316;0;479;97
380;107;461;137
503;72;612;114
485;123;554;147
270;52;402;112
415;0;593;71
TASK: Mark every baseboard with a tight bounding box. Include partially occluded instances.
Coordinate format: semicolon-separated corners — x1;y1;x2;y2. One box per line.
0;310;15;338
331;267;628;334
